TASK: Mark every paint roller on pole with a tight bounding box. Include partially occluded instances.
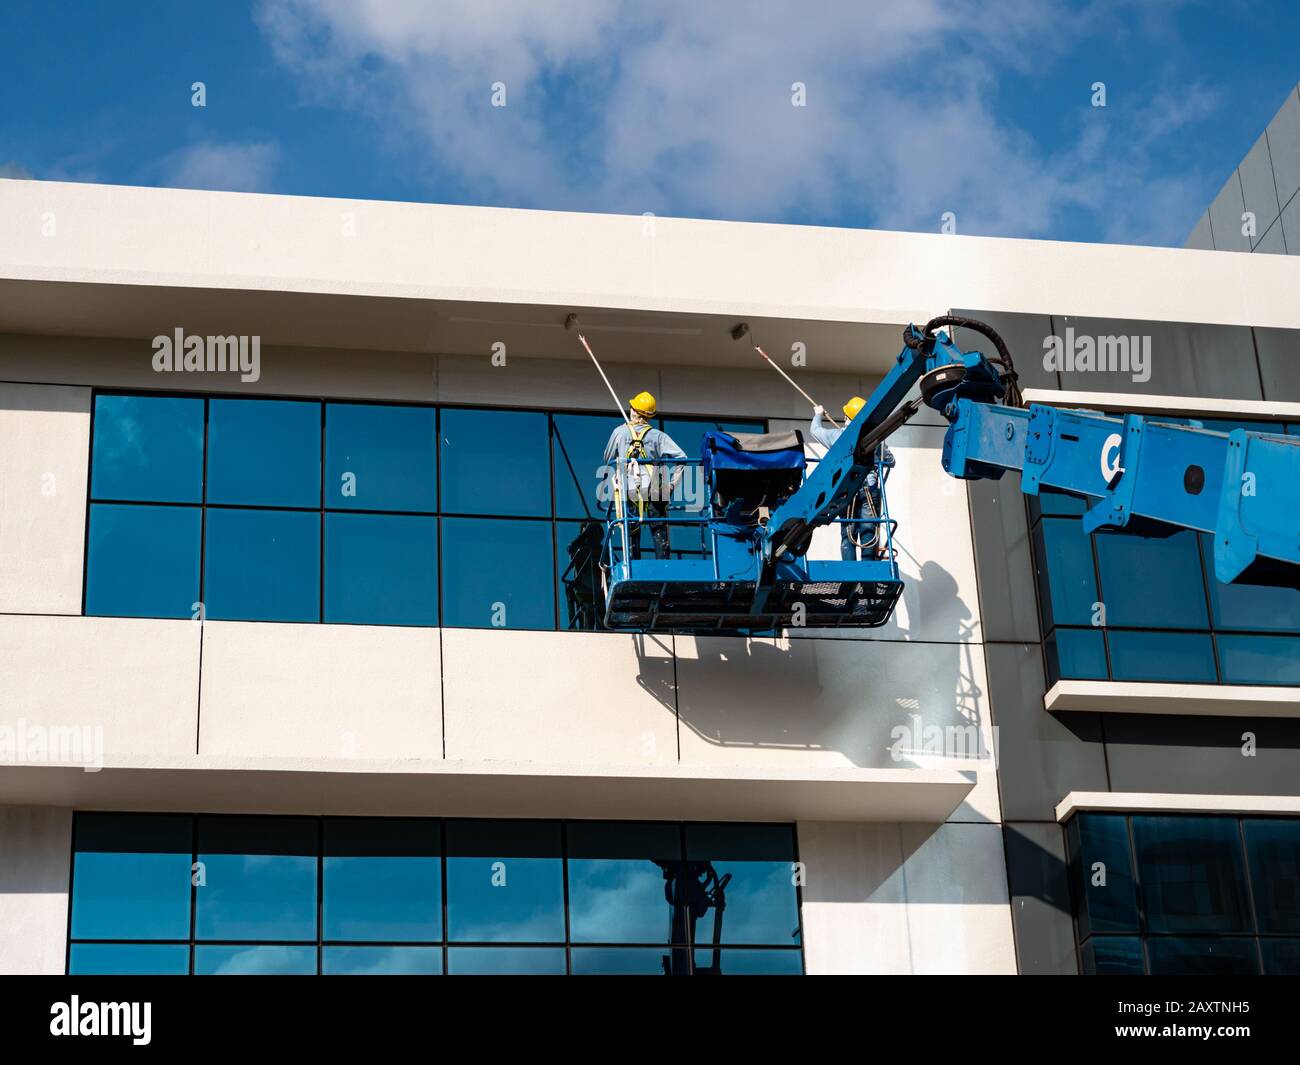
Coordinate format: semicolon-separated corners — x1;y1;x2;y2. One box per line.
729;322;841;428
565;313;634;430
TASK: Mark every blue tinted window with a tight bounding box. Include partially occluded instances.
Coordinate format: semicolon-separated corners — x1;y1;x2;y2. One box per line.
1034;518;1098;627
194;945;317;975
1202;534;1300;632
1217;635;1300;685
86;504;200;618
1035;489;1087;517
195;816;317;941
1131;816;1250;935
1145;937;1258;975
325;403;436;513
1107;631;1216;683
552;414;616;519
1261;939;1300;974
1046;628;1108;680
1095;530;1208;629
72;813;192;940
570;947;677;974
204;508;320;622
69;943;190;975
92;395;204;503
440;408;550;517
1066;814;1139;937
440;517;555;629
323;819;441;942
323;947;442;975
324;513;437;626
1243;819;1300;934
1079;936;1145;975
556;520;606;631
685;824;800;946
207;398;320;507
567;822;682;944
694;948;803;975
445;821;565;943
446;947;567;974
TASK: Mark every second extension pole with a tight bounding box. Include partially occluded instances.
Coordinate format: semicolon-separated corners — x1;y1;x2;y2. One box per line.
730;322;841;428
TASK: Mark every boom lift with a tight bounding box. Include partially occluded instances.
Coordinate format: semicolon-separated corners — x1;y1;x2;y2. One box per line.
597;316;1300;633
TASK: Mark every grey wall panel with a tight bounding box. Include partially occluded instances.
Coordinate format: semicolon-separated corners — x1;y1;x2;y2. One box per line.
1003;821;1079;975
1239;133;1283;247
1052;317;1262;401
967;474;1040;643
1254;327;1300;402
1207;173;1251;253
1185;213;1215;250
1280;188;1300;259
986;643;1109;822
950;309;1058;393
1253;219;1287;256
1102;714;1300;795
1266;85;1300;210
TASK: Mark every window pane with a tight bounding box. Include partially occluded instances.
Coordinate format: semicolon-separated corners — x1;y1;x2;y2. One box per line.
446;947;566;974
203;508;320;622
325;403;436;513
1243;819;1300;933
1036;489;1087;517
1203;534;1300;632
684;824;800;946
567;821;683;944
323;947;442;975
194;945;317;975
1095;530;1208;629
552;413;617;520
445;821;565;943
1033;518;1098;627
1065;813;1140;937
1080;936;1145;975
72;813;192;940
195;816;318;941
85;504;200;619
1260;938;1300;975
693;948;803;975
557;520;606;631
207;398;320;507
91;395;204;503
1106;631;1216;683
1217;635;1300;685
1145;937;1259;975
1131;816;1251;934
440;517;555;629
323;818;442;942
324;513;437;626
69;943;190;975
440;408;550;517
1046;628;1108;681
570;947;678;975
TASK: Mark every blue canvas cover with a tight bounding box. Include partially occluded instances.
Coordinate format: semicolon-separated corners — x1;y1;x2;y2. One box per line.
702;430;806;481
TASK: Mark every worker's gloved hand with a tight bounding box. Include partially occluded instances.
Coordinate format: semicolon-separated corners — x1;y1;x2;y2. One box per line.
813;405;825;417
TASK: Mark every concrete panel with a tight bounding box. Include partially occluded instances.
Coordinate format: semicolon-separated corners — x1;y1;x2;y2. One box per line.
1052;316;1262;401
986;643;1109;823
899;822;1017;974
1207;172;1251;253
0;806;71;975
1253;326;1300;403
0;382;90;614
675;636;999;822
1265;85;1300;210
198;622;441;760
437;351;647;413
0;615;199;759
799;821;912;974
442;629;677;765
1003;821;1078;975
1239;133;1282;246
1184;213;1214;250
967;472;1040;644
659;363;864;421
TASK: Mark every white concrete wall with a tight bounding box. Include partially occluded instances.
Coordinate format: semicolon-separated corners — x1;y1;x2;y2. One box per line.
0;382;89;613
0;805;71;975
798;820;1016;975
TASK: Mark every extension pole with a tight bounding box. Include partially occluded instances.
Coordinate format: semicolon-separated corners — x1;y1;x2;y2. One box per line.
730;322;841;428
566;313;634;430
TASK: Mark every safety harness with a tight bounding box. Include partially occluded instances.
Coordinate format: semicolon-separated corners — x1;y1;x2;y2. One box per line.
614;423;655;521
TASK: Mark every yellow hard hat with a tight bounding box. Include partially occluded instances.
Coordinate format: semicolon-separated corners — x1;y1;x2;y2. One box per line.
629;391;657;416
843;396;866;421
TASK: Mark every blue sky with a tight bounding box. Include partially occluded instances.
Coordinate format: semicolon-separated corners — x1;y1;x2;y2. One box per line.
3;1;1298;246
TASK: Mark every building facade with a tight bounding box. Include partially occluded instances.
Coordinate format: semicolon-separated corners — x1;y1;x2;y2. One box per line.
1;177;1298;975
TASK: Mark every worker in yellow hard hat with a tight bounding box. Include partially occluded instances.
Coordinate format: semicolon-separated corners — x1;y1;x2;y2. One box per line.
603;391;686;561
810;397;895;561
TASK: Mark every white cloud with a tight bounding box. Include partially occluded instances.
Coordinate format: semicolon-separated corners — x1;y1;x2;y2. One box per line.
160;140;280;193
255;0;1210;243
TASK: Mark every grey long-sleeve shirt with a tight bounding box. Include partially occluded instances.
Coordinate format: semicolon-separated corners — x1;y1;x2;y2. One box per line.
603;423;687;465
808;411;895;489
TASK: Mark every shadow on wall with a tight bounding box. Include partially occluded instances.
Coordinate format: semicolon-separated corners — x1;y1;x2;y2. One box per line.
633;560;988;770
